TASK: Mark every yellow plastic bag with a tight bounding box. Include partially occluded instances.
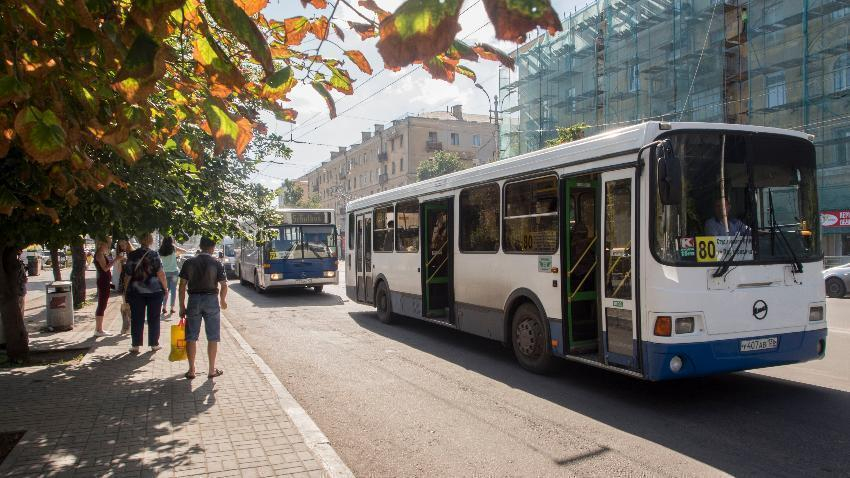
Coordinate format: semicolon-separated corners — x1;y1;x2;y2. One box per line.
169;320;187;362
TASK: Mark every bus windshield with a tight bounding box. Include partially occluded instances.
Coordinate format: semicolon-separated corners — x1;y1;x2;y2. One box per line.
224;244;235;257
653;132;820;266
265;225;337;259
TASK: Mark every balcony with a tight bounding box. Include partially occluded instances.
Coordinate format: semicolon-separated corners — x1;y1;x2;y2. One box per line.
378;173;389;184
338;170;348;180
426;140;443;152
378;152;388;162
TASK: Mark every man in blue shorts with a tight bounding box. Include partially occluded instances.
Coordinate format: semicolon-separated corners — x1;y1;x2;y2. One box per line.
178;236;228;379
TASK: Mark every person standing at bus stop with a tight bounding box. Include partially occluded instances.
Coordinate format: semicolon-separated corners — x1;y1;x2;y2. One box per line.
179;236;228;380
124;233;167;354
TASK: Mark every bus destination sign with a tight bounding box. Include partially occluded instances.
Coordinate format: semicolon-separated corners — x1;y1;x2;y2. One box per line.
289;212;329;224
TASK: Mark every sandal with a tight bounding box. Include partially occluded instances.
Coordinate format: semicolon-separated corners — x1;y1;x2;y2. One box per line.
184;371;196;380
208;368;224;379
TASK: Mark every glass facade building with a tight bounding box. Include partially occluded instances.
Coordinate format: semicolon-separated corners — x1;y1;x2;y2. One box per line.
498;0;850;255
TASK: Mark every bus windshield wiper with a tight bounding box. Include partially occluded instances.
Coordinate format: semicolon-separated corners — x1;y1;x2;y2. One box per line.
768;190;803;273
712;223;746;278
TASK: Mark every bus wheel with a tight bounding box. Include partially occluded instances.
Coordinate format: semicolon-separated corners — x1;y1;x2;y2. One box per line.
511;303;554;374
313;285;324;293
826;278;846;298
375;281;394;324
254;272;265;294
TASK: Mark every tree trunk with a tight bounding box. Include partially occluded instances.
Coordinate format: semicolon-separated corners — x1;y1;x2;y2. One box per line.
70;241;86;309
0;245;29;362
50;247;62;281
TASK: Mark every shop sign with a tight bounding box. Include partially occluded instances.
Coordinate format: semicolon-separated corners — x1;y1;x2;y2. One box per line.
820;210;850;228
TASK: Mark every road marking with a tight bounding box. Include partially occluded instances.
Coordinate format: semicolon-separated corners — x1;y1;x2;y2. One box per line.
829;327;850;335
221;313;354;478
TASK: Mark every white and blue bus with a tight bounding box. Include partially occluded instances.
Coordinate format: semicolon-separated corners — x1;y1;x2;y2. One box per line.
345;122;828;380
235;208;339;293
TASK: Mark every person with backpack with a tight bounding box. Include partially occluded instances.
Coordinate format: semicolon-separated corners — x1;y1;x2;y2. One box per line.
123;232;167;354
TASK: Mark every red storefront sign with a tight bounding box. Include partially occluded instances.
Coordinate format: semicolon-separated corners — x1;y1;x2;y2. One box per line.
820;210;850;227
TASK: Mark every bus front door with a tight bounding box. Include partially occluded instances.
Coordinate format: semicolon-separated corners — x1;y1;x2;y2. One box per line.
356;213;373;303
563;176;600;356
421;199;453;322
600;169;640;371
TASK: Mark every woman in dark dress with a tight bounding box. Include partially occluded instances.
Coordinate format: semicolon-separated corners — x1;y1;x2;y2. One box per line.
123;232;167;354
93;237;115;337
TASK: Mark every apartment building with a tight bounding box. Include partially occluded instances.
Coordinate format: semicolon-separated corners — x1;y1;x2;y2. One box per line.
499;0;850;256
298;106;497;233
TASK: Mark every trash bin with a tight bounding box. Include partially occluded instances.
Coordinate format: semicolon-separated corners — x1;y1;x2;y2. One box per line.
46;281;74;331
27;255;40;276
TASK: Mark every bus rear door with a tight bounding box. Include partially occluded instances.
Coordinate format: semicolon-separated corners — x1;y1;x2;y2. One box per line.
355;212;373;303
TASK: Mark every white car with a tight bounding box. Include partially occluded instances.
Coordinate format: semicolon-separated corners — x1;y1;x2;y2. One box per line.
823;262;850;298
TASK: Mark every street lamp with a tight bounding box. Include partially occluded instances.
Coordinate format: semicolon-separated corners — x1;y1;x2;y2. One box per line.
474;83;493;124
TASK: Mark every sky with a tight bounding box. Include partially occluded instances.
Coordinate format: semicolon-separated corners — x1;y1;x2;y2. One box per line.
252;0;591;190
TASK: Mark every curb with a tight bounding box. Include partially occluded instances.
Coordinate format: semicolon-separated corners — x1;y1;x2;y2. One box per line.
220;314;355;478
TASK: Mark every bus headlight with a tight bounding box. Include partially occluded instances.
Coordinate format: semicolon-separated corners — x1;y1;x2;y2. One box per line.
323;271;336;278
808;306;824;322
270;273;284;281
675;317;695;334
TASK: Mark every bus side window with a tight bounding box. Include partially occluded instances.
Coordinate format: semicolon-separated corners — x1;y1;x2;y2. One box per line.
395;199;420;252
348;214;354;250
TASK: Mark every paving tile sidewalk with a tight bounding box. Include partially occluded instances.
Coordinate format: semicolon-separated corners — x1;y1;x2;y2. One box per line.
0;290;350;477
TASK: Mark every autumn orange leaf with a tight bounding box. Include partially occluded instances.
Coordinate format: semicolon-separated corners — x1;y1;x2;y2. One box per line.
310;16;330;41
359;0;390;21
344;50;373;75
472;43;515;70
312;82;336;118
377;0;462;69
235;0;269;16
348;21;378;40
301;0;328;8
284;16;311;45
482;0;562;43
332;22;345;41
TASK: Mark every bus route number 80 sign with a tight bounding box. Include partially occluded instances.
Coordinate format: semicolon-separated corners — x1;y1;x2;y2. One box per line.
695;236;753;263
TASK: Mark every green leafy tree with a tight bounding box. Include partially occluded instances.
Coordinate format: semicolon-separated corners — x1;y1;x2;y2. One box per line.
546;123;590;147
278;179;305;208
298;193;323;209
0;0;564;360
417;150;467;181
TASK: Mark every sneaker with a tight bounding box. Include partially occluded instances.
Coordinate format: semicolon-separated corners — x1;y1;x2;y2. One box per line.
150;345;162;352
129;346;140;354
94;330;110;337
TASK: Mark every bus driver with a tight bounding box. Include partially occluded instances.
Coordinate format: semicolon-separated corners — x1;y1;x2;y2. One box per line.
704;197;747;236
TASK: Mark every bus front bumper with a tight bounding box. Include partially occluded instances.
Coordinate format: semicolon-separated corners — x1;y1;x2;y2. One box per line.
264;276;339;288
643;328;827;381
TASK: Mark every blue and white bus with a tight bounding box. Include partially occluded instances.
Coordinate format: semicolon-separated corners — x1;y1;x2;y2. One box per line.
345;122;827;380
235;208;339;293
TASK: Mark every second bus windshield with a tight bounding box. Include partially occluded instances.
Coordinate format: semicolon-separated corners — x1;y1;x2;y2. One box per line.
266;225;337;259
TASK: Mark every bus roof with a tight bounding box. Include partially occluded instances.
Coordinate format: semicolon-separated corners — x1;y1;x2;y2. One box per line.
275;208;334;214
345;121;811;213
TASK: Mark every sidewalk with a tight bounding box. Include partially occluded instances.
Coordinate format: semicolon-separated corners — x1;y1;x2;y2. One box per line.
0;285;351;477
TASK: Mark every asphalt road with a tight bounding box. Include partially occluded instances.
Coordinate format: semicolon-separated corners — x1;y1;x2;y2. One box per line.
224;274;850;477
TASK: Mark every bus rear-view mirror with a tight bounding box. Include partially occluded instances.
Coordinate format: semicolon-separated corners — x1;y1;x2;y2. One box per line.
656;139;682;205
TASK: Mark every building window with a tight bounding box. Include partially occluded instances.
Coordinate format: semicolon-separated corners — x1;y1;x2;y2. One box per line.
391;162;396;174
428;131;438;141
400;157;405;171
390;140;395;152
373;205;395;252
472;134;481;147
503;176;558;254
451;133;460;145
400;134;404;146
830;128;850;167
628;63;640;93
460;184;500;252
766;71;786;108
831;6;849;19
834;54;850;93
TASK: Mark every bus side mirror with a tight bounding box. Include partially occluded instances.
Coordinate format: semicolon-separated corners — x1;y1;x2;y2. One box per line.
656;139;682;205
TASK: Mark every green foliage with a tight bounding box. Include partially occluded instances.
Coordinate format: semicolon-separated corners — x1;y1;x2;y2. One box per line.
298;193;323;209
546;123;590;147
278;179;305;207
417;150;467;181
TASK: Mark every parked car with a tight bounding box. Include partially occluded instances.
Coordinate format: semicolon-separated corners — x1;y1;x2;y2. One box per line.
823;262;850;298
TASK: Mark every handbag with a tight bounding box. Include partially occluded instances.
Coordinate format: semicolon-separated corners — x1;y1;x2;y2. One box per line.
121;249;149;334
169;318;187;362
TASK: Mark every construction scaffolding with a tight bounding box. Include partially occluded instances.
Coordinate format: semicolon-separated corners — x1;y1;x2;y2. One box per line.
499;0;850;253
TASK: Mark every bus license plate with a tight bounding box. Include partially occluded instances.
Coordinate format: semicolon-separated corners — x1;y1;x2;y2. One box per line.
740;337;778;352
296;278;312;285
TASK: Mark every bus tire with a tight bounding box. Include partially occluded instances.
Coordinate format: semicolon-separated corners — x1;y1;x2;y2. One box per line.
254;271;265;294
826;278;846;298
313;285;324;293
511;303;554;374
375;281;394;324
